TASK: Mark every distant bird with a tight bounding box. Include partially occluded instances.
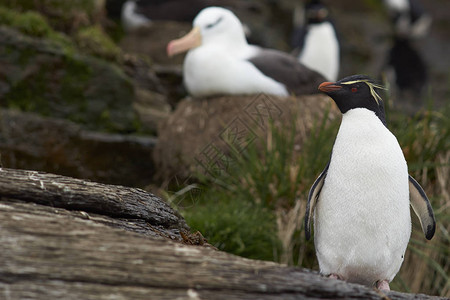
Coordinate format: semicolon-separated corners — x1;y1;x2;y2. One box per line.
384;36;428;114
381;0;429;114
293;0;340;81
387;37;427;92
121;0;152;31
120;0;254;32
306;75;436;290
383;0;432;38
167;6;325;97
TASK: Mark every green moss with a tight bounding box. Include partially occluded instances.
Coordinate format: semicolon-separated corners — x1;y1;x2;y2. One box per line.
1;0;98;22
106;21;126;44
45;0;96;14
59;55;93;114
363;0;385;12
0;7;51;37
16;46;38;67
5;70;51;116
1;0;37;11
0;4;121;62
0;5;73;51
47;31;75;53
3;49;134;132
12;11;52;37
0;16;136;133
75;25;122;61
0;6;14;24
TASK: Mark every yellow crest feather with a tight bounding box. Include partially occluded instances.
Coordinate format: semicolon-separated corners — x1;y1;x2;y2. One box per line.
341;79;387;105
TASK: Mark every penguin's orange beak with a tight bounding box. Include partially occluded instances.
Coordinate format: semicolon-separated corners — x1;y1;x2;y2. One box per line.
167;26;202;57
318;81;342;92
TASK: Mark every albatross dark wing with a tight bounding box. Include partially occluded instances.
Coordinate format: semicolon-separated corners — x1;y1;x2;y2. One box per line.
247;48;326;96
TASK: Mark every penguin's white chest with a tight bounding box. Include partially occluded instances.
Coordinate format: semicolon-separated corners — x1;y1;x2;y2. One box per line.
314;108;411;286
299;22;339;81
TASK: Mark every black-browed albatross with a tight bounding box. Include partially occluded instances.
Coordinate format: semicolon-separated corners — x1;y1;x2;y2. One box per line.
167;6;325;97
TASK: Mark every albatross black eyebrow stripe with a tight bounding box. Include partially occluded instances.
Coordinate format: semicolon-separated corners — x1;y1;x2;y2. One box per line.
206;16;224;29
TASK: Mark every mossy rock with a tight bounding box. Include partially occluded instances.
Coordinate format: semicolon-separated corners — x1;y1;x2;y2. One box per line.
0;26;136;132
0;5;117;62
0;7;52;37
75;25;122;61
1;0;103;33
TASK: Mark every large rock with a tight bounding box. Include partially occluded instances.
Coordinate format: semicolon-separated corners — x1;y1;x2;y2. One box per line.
1;0;107;33
154;94;339;181
0;26;137;132
0;109;156;188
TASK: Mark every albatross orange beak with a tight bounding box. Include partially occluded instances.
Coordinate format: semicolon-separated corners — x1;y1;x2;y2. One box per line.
167;26;202;57
318;81;342;93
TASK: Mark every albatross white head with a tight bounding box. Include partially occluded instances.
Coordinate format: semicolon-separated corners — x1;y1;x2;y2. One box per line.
167;6;248;57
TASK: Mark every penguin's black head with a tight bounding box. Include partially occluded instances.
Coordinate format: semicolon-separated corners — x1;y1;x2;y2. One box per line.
305;1;329;24
318;75;387;125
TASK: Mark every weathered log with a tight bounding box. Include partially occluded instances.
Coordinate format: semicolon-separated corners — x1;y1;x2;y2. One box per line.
0;168;187;231
0;198;443;300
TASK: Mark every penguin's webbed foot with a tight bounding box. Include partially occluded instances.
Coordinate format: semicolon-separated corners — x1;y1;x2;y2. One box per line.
328;273;343;280
376;280;390;291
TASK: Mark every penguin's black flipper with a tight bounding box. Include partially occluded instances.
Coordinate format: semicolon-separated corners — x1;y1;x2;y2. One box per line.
409;175;436;240
305;161;330;240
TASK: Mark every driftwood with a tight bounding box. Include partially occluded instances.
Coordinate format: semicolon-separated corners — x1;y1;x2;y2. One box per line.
0;168;444;299
0;168;188;241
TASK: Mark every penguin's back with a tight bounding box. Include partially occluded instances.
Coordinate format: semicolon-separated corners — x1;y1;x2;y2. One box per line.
314;108;411;286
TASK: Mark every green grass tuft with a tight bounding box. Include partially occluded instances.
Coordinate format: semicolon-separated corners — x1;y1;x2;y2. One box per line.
184;187;281;261
0;6;52;37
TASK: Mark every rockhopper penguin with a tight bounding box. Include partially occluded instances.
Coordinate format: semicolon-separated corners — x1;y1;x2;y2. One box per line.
305;74;436;290
293;0;340;81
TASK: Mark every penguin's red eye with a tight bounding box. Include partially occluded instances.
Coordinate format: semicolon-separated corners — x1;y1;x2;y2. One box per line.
351;87;357;92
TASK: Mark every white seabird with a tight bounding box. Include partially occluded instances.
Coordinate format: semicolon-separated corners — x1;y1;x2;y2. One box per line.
167;6;324;97
121;0;152;32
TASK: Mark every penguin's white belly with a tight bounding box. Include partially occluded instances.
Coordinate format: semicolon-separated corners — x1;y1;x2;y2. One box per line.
314;108;411;286
299;22;339;81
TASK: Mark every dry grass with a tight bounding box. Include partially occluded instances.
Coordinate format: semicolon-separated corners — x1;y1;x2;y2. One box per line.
276;197;305;265
395;152;449;296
